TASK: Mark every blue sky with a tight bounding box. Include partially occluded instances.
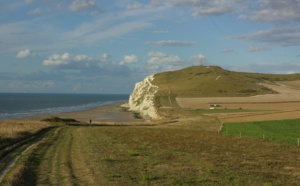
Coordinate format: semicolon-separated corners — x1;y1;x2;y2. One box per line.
1;0;300;93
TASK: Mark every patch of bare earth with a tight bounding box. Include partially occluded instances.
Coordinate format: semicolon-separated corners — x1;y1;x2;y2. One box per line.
176;81;300;122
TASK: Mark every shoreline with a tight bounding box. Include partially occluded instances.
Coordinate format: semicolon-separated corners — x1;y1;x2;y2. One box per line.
18;101;145;123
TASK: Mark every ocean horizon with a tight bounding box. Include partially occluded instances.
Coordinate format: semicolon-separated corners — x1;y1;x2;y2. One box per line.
0;93;129;120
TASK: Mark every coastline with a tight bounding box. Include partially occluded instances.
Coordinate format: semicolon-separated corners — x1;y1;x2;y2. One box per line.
19;101;145;123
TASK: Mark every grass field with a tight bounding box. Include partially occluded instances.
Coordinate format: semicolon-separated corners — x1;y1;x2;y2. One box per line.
1;121;300;185
222;119;300;145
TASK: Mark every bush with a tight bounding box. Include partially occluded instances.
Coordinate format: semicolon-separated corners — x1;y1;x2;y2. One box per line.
133;112;143;119
41;117;79;124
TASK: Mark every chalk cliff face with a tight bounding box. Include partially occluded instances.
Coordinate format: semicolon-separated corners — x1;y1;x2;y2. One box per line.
128;75;160;120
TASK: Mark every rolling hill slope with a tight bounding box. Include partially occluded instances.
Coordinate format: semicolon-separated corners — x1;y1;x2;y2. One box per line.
153;66;300;98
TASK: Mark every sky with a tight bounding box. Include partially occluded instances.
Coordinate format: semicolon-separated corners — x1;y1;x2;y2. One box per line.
1;0;300;94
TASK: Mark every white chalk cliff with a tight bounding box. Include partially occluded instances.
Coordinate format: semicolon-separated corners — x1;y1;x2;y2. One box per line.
128;75;160;120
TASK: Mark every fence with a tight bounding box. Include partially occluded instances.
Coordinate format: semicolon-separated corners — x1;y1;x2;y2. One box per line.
221;130;300;146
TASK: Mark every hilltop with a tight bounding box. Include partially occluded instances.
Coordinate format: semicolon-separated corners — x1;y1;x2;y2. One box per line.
128;65;300;120
153;65;300;98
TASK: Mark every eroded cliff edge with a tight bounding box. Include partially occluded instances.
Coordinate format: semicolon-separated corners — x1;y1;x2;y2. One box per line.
128;75;160;120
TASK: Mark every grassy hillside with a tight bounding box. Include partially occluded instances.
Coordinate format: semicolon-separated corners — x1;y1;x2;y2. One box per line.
153;66;300;98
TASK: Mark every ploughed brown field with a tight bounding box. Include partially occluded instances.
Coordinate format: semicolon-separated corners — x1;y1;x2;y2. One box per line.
176;81;300;123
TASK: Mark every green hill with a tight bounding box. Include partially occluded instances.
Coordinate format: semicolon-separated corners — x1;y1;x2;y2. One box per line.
152;66;300;107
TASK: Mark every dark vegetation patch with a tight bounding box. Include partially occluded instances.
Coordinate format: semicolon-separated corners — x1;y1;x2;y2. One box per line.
239;89;258;93
132;112;143;119
41;116;79;124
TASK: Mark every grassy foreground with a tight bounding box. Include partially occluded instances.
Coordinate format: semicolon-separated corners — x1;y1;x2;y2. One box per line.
1;122;300;185
222;119;300;145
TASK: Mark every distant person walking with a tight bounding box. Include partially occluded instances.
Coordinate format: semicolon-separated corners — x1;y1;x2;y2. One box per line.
89;119;92;126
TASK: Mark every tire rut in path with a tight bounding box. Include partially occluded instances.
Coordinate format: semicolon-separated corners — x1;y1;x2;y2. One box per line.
37;127;77;186
0;127;57;184
37;127;109;186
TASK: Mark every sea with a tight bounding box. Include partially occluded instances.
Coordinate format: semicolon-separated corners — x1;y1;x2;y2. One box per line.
0;93;129;120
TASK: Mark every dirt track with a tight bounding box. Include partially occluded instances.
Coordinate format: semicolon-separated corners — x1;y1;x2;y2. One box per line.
176;81;300;122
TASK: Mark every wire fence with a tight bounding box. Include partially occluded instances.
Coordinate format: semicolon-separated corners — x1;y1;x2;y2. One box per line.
221;129;300;146
220;119;300;146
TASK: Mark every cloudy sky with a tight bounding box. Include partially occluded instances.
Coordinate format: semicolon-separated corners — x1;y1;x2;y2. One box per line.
1;0;300;93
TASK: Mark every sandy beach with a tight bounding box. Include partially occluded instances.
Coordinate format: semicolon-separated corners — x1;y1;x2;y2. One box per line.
19;101;145;124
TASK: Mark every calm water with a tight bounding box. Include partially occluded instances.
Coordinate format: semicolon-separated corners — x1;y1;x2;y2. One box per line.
0;93;129;120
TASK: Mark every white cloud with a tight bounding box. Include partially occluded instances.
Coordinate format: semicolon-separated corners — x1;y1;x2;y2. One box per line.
24;0;34;4
65;20;153;44
69;0;97;12
148;0;300;24
148;51;168;58
16;49;35;58
231;63;300;74
147;40;194;47
127;2;144;10
192;54;206;65
73;54;93;61
247;46;271;52
42;52;116;72
119;55;138;65
147;51;182;71
43;52;108;67
222;49;234;53
150;0;300;24
90;22;151;43
28;8;42;15
153;30;169;34
250;0;300;23
238;14;247;20
43;53;71;66
99;53;110;61
150;0;166;7
192;2;237;16
169;0;240;16
0;3;155;54
231;27;300;46
7;80;56;92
